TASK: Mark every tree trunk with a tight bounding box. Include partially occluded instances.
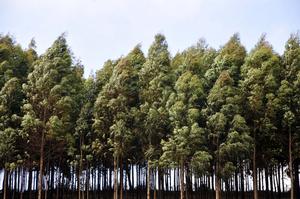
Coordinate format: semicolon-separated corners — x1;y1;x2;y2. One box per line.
38;130;45;199
180;160;185;199
186;165;192;199
78;165;81;199
216;140;221;199
86;164;89;199
78;136;83;199
235;168;238;199
20;167;24;199
294;161;299;199
277;164;281;199
28;166;32;199
158;168;163;199
215;164;221;199
241;165;245;199
265;167;269;199
270;167;274;199
154;168;157;199
114;155;118;199
3;169;8;199
289;125;294;199
120;158;123;199
147;160;151;199
253;132;258;199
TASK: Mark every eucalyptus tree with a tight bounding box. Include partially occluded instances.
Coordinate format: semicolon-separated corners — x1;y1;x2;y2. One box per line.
276;34;300;199
206;71;252;199
201;34;249;199
91;59;118;183
160;40;215;199
94;45;145;199
240;36;282;199
0;78;24;199
138;34;173;199
74;76;98;199
21;34;84;199
0;35;34;199
161;71;209;199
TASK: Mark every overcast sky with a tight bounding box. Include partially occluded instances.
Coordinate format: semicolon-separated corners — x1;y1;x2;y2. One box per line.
1;0;299;76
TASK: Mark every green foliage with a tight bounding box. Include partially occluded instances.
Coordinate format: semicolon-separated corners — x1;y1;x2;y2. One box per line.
0;32;299;197
138;34;173;166
22;34;84;167
94;45;145;164
240;35;283;168
0;35;33;170
207;70;252;178
205;33;246;88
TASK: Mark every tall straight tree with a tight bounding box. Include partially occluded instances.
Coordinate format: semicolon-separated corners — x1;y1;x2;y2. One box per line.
91;59;118;170
74;76;98;199
161;40;215;199
240;35;282;199
203;35;249;199
94;45;145;199
206;71;252;199
0;35;33;199
276;33;300;199
0;78;24;199
139;34;173;199
22;34;83;199
161;71;209;199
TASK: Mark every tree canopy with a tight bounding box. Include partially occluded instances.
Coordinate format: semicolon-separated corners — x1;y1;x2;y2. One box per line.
0;33;299;199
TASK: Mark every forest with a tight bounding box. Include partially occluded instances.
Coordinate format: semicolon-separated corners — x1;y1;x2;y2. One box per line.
0;32;299;199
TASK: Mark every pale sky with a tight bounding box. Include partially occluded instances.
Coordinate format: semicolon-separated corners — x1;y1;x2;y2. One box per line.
1;0;299;76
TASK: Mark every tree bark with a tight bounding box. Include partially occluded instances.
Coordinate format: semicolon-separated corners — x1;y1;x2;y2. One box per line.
216;139;221;199
180;160;185;199
120;158;123;199
241;165;245;199
114;155;118;199
20;167;24;199
38;130;45;199
215;164;221;199
86;164;89;199
147;160;151;199
78;136;83;199
78;165;81;199
289;125;294;199
3;169;8;199
235;168;238;199
29;165;32;199
253;131;258;199
294;160;299;199
277;164;281;199
265;167;269;199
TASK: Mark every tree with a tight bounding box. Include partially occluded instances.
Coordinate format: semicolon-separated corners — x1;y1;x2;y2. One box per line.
73;76;97;199
0;34;33;199
160;40;216;199
276;33;300;199
161;70;210;199
1;31;300;199
94;45;145;199
0;78;24;199
138;34;173;199
206;71;252;199
22;34;83;199
240;35;282;199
